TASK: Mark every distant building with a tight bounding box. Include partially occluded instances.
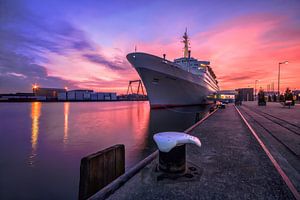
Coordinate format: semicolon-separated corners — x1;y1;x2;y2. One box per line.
235;88;254;101
118;93;148;101
216;90;236;103
57;92;67;101
67;90;76;101
91;93;98;101
65;90;93;101
59;90;117;101
97;93;104;100
33;87;66;100
96;92;117;101
104;93;111;100
1;89;118;102
0;93;36;101
111;93;117;100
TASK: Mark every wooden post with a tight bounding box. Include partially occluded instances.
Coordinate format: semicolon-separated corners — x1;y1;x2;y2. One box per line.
78;144;125;200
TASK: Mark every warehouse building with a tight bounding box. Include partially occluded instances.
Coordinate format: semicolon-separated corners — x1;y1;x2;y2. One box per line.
33;87;66;100
57;90;117;101
64;90;93;101
216;90;237;103
235;88;254;101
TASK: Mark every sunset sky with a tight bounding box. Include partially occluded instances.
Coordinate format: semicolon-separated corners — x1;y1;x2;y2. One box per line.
1;0;299;94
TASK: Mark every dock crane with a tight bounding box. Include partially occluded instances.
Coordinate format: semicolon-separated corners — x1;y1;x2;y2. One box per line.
126;80;145;95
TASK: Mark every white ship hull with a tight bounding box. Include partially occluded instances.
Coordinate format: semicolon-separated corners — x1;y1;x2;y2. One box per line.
127;52;218;108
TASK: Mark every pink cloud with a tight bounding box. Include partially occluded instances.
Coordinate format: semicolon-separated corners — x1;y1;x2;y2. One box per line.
133;13;300;92
42;13;300;94
43;46;139;94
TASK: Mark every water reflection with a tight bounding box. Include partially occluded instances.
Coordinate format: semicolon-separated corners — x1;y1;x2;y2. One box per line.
29;102;41;166
149;106;208;132
133;102;150;142
140;105;209;158
127;102;150;163
0;102;210;200
63;102;70;145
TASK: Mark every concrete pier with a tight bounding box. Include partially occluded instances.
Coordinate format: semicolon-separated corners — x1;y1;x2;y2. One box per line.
97;104;297;200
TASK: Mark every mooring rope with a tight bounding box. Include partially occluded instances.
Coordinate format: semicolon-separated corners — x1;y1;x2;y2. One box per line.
161;104;214;114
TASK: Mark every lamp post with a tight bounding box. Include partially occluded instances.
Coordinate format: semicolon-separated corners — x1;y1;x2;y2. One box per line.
255;80;259;101
278;61;288;98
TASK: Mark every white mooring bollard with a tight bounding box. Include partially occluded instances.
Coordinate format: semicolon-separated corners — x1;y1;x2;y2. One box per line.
153;132;201;173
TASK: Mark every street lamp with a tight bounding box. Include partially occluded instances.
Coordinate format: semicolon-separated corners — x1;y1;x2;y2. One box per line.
278;61;288;97
255;80;260;101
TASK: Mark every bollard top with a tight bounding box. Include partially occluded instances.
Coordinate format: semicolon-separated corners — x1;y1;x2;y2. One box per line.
153;132;201;152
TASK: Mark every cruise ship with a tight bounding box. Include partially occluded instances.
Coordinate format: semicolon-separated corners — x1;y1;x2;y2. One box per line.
127;30;219;108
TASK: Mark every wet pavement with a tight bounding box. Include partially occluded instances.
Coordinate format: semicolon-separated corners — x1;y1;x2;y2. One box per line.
105;104;295;200
242;101;300;127
238;102;300;195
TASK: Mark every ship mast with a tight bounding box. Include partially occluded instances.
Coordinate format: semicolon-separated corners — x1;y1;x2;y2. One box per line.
182;28;190;58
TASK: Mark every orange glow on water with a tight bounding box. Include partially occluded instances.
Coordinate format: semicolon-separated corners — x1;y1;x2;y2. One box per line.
29;102;41;166
68;102;151;164
63;102;70;145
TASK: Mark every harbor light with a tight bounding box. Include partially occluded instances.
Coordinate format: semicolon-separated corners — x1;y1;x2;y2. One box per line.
32;83;38;89
32;84;39;95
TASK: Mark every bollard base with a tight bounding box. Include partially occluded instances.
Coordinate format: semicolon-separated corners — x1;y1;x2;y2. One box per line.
155;161;203;183
159;144;186;174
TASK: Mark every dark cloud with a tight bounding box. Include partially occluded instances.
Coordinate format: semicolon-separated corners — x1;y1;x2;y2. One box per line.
219;75;253;81
0;0;94;92
0;73;77;93
0;0;135;93
0;50;76;93
0;51;46;77
0;0;94;52
83;54;128;70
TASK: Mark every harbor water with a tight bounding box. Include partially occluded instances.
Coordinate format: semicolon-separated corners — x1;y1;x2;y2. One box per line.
0;101;209;199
